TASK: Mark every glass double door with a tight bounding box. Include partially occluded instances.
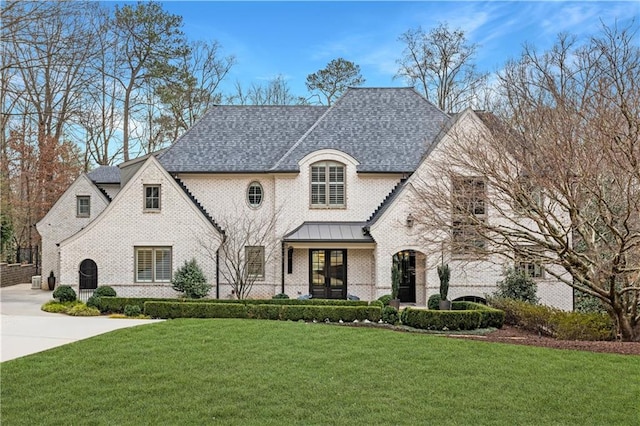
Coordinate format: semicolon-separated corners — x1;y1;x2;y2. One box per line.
310;249;347;299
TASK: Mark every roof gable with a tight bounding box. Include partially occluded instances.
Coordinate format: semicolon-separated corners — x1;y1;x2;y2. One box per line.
274;87;449;173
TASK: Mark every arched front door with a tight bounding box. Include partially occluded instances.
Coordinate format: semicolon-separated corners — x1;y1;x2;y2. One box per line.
393;251;416;303
79;259;98;290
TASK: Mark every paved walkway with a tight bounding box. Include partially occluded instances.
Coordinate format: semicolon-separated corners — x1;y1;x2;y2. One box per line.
0;284;162;362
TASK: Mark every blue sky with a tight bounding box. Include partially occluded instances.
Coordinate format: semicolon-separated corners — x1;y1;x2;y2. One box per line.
128;1;638;98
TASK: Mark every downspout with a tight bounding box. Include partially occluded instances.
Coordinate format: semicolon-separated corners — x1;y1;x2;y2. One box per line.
216;248;220;299
281;241;285;295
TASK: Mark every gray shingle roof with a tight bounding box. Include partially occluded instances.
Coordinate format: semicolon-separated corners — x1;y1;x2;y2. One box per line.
159;106;328;173
158;88;449;174
87;166;121;184
283;222;374;243
273;87;449;173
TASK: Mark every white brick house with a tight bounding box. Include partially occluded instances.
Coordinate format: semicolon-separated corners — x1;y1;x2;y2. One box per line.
37;88;573;308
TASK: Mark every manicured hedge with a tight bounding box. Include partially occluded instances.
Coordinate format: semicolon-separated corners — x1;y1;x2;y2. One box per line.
402;309;483;331
452;301;505;329
99;296;368;313
402;302;504;331
144;301;381;322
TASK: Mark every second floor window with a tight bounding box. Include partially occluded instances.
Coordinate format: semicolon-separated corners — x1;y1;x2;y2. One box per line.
144;185;161;211
311;161;345;208
451;176;487;255
77;196;90;217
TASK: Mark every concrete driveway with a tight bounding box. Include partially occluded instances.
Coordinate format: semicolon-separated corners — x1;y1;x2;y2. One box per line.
0;284;162;362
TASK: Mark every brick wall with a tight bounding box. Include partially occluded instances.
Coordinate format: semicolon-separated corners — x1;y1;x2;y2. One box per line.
0;263;37;287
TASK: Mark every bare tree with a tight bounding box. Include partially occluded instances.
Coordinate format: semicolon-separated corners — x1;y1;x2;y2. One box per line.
155;40;235;141
396;23;488;113
306;58;365;106
409;23;640;341
226;75;307;106
199;206;282;299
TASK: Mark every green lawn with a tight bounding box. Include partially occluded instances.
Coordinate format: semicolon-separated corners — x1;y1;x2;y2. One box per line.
1;319;638;425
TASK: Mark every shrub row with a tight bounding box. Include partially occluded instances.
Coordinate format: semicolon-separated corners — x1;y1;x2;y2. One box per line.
99;296;368;313
144;301;382;322
490;298;615;341
401;302;504;331
452;301;505;329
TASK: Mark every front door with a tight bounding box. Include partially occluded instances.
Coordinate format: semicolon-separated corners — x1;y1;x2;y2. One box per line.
79;259;98;290
394;251;416;303
310;249;347;299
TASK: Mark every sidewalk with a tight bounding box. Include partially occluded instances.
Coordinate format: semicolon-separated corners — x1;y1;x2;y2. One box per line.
0;284;162;362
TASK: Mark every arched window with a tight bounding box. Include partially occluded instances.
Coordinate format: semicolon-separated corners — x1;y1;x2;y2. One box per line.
247;181;263;208
310;161;345;208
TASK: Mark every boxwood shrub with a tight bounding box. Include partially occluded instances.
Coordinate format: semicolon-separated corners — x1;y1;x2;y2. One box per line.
402;302;504;331
99;296;367;313
144;301;381;322
452;301;505;328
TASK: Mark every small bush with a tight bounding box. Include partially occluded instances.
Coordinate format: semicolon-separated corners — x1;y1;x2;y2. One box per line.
172;259;212;299
124;304;142;317
493;268;539;304
369;300;384;308
381;306;399;325
86;295;101;310
272;293;289;299
67;304;101;316
93;286;117;298
377;294;392;306
41;301;71;313
247;304;281;320
52;285;76;302
428;294;441;310
403;308;483;331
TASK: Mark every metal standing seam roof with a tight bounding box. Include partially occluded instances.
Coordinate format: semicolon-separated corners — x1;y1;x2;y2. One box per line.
283;222;374;243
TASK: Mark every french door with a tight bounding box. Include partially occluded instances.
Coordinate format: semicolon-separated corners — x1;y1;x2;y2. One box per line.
309;249;347;299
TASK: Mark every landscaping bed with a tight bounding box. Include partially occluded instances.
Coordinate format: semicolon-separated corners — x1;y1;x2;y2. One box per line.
451;325;640;355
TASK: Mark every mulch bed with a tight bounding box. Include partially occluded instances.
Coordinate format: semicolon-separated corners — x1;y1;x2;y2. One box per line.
449;325;640;356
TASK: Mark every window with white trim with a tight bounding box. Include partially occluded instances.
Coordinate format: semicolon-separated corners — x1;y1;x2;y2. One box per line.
77;196;90;217
144;185;161;211
135;247;172;282
247;181;263;208
245;246;265;278
310;161;345;207
451;176;487;255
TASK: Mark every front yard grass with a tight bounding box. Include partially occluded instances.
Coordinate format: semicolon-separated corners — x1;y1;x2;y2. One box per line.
1;319;638;425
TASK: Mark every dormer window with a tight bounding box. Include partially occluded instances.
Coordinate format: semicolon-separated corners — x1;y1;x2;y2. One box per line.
310;161;345;208
144;185;161;211
77;196;90;217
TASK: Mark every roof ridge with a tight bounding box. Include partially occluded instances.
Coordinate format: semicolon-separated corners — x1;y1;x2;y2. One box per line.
269;89;352;171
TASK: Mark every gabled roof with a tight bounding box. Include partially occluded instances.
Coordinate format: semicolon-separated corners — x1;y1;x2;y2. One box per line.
159;106;328;173
87;166;120;184
158;87;450;174
273;88;449;173
366;177;409;227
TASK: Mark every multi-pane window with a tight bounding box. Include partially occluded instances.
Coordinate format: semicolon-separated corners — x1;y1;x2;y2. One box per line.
311;161;345;207
77;196;90;217
515;246;545;278
247;182;263;208
144;185;161;210
451;176;487;255
135;247;171;282
245;246;265;278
